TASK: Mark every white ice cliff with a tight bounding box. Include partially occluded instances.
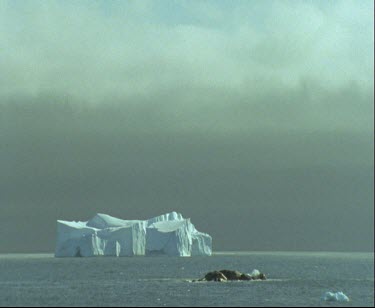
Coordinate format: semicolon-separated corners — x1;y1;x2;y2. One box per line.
55;212;212;257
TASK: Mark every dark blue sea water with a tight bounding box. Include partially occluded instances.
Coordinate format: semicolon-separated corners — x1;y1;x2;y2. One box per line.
0;252;373;307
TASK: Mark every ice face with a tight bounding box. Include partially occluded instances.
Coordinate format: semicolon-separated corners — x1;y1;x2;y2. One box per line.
322;291;350;302
55;212;212;257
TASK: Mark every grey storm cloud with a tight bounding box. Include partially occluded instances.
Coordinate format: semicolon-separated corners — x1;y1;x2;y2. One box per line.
0;0;373;252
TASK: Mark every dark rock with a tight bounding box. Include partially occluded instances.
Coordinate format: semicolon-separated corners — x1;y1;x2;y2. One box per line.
240;273;252;280
204;271;228;281
218;270;243;280
257;273;267;280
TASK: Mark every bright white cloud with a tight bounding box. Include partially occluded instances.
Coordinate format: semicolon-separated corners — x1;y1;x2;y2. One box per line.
1;1;372;96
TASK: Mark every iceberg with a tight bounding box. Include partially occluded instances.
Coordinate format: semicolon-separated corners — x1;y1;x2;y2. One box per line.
322;291;350;302
55;212;212;257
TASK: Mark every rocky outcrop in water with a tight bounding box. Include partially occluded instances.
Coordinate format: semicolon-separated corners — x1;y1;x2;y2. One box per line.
195;269;266;282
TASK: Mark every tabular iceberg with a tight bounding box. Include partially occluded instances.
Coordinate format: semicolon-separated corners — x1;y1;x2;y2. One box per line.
55;212;212;257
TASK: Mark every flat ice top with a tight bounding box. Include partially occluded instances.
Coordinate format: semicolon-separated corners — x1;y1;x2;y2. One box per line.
148;220;186;232
87;213;142;229
57;212;187;230
57;220;89;229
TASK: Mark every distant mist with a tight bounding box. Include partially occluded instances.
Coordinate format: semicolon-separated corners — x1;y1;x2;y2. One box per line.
0;0;373;252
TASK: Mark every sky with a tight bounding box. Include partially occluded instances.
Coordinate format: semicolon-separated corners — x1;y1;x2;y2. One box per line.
0;0;373;253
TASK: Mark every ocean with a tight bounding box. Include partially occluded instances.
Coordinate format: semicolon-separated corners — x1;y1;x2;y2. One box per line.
0;252;373;307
